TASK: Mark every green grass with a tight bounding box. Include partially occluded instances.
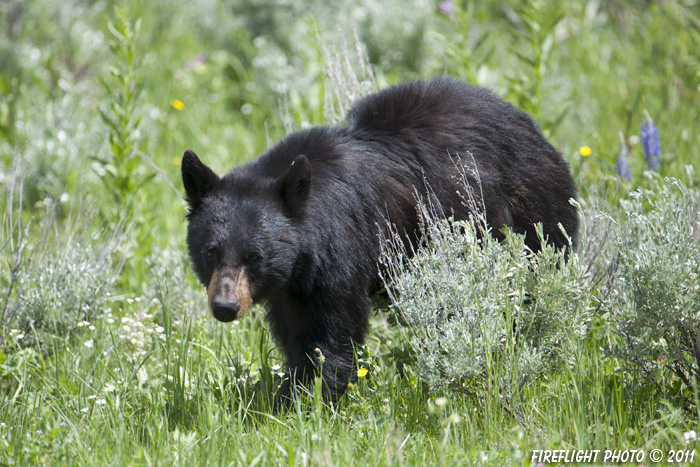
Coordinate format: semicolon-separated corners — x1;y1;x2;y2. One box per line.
1;0;700;465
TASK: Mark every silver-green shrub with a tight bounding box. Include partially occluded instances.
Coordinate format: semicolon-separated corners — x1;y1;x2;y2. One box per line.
603;177;700;394
1;177;125;351
380;201;592;395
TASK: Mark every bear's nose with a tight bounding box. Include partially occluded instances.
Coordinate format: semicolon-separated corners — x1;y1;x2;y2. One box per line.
211;300;241;322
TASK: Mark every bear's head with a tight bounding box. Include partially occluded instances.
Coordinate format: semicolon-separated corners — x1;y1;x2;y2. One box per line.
181;149;311;322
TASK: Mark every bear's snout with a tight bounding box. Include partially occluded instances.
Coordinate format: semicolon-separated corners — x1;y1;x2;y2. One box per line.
211;300;240;322
207;268;253;321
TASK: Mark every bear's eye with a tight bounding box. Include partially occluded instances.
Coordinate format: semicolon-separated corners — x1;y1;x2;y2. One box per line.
246;252;261;263
205;247;218;260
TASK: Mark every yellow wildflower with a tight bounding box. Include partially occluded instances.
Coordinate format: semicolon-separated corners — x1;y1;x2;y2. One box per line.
357;368;369;378
171;99;185;111
579;146;592;157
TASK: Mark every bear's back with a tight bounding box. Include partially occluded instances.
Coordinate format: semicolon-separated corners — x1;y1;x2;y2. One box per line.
346;77;527;135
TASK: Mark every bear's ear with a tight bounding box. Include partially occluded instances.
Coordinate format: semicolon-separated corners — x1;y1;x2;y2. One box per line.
278;155;312;217
182;149;220;207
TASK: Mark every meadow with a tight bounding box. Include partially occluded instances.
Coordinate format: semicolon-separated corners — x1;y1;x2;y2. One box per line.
1;0;699;465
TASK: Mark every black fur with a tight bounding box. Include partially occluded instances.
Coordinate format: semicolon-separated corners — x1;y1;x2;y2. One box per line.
182;77;578;407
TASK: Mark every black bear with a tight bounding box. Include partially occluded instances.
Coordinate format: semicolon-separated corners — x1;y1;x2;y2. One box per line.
181;77;578;408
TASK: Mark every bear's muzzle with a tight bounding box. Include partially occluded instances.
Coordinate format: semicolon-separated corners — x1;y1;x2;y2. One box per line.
207;267;252;322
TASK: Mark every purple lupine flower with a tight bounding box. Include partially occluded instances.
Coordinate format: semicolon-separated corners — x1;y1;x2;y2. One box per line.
617;142;632;180
641;112;661;171
184;53;207;70
439;0;456;15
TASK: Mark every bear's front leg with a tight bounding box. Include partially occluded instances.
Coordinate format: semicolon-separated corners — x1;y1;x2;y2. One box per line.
273;343;356;412
268;292;370;412
312;344;356;403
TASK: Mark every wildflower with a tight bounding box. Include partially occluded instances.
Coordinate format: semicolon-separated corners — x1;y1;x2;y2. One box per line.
171;99;185;111
579;146;592;157
314;348;325;365
684;430;697;444
357;368;369;378
439;0;456;15
616;139;632;180
655;353;668;368
641;111;661;170
84;339;94;348
184;53;207;74
36;430;43;435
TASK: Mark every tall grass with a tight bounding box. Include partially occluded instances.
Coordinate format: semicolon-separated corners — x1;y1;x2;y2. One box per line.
1;172;125;351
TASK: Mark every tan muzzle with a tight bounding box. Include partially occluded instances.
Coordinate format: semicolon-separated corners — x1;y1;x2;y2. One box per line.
207;268;252;322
